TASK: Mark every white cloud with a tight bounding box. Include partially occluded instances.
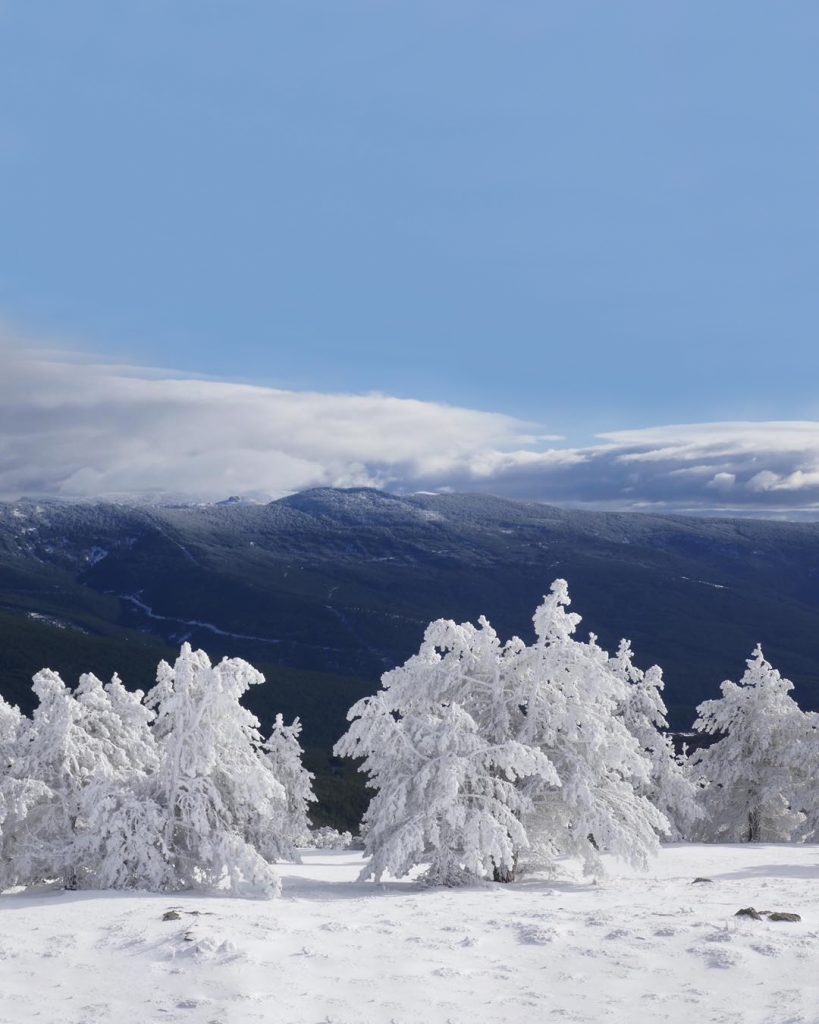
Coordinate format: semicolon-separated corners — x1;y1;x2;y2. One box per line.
0;339;528;501
3;338;819;517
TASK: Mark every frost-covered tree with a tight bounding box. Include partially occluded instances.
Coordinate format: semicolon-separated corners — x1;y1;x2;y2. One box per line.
97;673;159;777
0;669;162;889
0;694;23;769
259;715;316;855
146;644;287;896
610;640;701;840
4;670;106;887
795;711;819;841
69;673;164;889
336;580;668;884
692;646;809;842
510;584;668;874
335;615;557;884
0;694;45;889
73;777;171;890
0;645;304;895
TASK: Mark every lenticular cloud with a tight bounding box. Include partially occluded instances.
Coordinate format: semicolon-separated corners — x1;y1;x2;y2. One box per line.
2;337;819;516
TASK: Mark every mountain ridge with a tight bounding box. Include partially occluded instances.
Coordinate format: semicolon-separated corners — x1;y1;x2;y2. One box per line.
1;488;818;745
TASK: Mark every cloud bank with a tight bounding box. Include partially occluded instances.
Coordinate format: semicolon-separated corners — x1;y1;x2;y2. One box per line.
3;341;819;517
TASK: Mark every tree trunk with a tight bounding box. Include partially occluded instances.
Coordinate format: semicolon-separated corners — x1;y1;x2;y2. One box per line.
492;853;518;883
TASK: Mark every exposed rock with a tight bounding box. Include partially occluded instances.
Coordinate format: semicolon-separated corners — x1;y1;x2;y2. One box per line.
733;907;801;922
162;910;181;921
692;877;713;884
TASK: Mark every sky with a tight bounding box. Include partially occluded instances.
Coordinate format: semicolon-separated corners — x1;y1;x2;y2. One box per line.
1;2;819;512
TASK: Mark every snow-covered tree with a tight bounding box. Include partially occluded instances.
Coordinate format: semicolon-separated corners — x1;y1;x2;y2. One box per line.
98;673;159;777
509;584;668;874
259;715;316;856
69;673;165;889
146;644;286;896
692;646;809;842
333;659;556;884
0;694;45;889
795;711;819;841
336;580;668;883
0;693;23;769
3;669;107;887
609;640;701;840
72;777;171;890
0;644;305;895
0;668;163;889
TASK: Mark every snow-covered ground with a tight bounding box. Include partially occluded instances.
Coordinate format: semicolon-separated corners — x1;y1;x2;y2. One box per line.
2;844;817;1024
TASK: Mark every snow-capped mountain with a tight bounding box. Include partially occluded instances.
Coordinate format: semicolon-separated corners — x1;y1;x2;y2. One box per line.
1;487;818;753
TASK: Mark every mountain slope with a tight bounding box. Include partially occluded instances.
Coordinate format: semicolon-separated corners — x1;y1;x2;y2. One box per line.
1;488;818;748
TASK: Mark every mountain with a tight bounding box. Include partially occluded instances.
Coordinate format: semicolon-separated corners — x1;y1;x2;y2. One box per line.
2;487;819;823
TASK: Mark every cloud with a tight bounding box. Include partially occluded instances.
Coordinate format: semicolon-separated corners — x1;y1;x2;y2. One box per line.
0;338;528;501
444;422;819;515
2;337;819;517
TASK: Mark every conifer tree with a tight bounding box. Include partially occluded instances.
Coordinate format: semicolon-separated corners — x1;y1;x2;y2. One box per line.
146;644;286;895
335;618;557;884
511;583;668;873
336;580;668;883
693;646;809;842
610;640;701;840
259;715;316;855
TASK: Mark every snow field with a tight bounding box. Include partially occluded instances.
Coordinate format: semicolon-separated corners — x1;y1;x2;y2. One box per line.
2;844;817;1024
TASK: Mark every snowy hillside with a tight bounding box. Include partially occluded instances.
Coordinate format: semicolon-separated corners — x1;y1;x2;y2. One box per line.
2;844;817;1024
3;488;819;751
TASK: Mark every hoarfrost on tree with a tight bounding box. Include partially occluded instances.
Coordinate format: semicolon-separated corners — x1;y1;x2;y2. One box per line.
336;579;669;884
692;645;810;843
146;643;287;896
610;640;702;841
259;714;316;859
0;643;313;897
5;670;110;888
512;583;668;874
335;617;557;885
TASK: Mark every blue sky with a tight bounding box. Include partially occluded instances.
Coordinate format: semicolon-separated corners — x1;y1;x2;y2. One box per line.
1;3;819;511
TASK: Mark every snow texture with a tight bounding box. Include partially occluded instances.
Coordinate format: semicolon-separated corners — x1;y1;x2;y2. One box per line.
1;844;817;1024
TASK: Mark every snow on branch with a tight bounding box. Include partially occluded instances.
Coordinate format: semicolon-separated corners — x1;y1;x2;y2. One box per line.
0;644;316;897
